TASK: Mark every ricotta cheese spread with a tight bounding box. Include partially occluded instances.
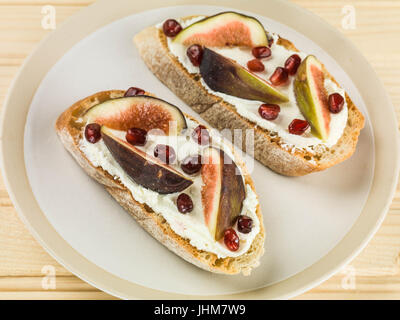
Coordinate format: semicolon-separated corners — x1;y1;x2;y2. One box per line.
79;118;260;258
162;17;348;152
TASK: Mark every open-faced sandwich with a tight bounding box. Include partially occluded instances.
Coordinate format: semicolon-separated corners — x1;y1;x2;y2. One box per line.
55;88;264;275
134;11;365;176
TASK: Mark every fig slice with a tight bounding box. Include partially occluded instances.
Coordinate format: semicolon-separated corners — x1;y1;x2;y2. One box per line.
200;48;289;104
173;11;269;47
201;148;246;241
101;126;192;194
85;96;187;135
294;55;331;141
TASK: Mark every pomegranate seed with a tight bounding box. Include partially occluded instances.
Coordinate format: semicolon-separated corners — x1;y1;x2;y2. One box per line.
181;155;202;175
247;59;265;72
124;87;145;97
284;54;301;75
192;125;210;145
258;104;280;120
154;144;176;164
270;67;289;86
288;119;310;135
126;127;147;146
85;123;101;144
187;44;203;67
252;46;271;59
328;93;345;114
237;215;253;234
162;19;182;37
176;193;194;214
224;228;240;251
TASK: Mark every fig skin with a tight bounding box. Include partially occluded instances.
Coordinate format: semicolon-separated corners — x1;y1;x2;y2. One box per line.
201;148;246;240
101;127;192;194
200;48;288;104
84;96;187;135
293;55;331;141
173;11;269;47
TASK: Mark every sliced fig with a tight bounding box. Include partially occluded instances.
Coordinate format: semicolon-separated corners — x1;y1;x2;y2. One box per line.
200;48;288;104
294;55;331;141
201;148;246;240
173;11;268;47
101;126;192;194
85;96;187;135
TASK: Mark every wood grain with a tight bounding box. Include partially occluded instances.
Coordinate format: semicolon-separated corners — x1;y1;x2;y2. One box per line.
0;0;399;300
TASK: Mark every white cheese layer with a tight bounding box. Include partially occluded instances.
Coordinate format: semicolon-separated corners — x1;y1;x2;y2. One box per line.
163;17;348;151
79;118;260;258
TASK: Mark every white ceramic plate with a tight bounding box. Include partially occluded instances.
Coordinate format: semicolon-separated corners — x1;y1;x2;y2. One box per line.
1;0;399;299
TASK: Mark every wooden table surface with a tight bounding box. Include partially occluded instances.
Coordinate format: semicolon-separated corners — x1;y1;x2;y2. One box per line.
0;0;399;300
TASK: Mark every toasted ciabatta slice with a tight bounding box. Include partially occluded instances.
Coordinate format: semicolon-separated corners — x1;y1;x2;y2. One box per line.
134;14;365;176
55;90;264;275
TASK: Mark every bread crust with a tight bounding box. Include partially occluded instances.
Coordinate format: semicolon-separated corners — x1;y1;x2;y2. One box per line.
55;90;265;275
133;21;365;176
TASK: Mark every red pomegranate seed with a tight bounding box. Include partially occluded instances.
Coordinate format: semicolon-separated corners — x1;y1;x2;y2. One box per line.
258;104;280;120
162;19;182;37
224;228;240;251
328;93;345;114
85;123;101;144
269;67;289;86
192;125;210;145
126;127;147;146
288;119;310;135
252;46;271;59
284;54;301;75
181;155;202;175
154;144;176;164
247;59;265;72
187;44;203;67
176;193;194;214
237;215;253;234
124;87;145;97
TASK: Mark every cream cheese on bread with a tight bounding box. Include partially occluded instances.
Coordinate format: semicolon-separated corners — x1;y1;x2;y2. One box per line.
79;118;260;258
162;17;348;151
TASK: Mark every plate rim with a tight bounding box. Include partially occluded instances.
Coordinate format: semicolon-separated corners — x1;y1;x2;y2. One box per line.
1;0;399;299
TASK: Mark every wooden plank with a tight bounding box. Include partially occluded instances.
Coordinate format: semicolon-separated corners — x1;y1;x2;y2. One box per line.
0;291;115;300
0;206;71;276
0;5;87;67
0;276;93;291
0;1;94;5
0;0;399;299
